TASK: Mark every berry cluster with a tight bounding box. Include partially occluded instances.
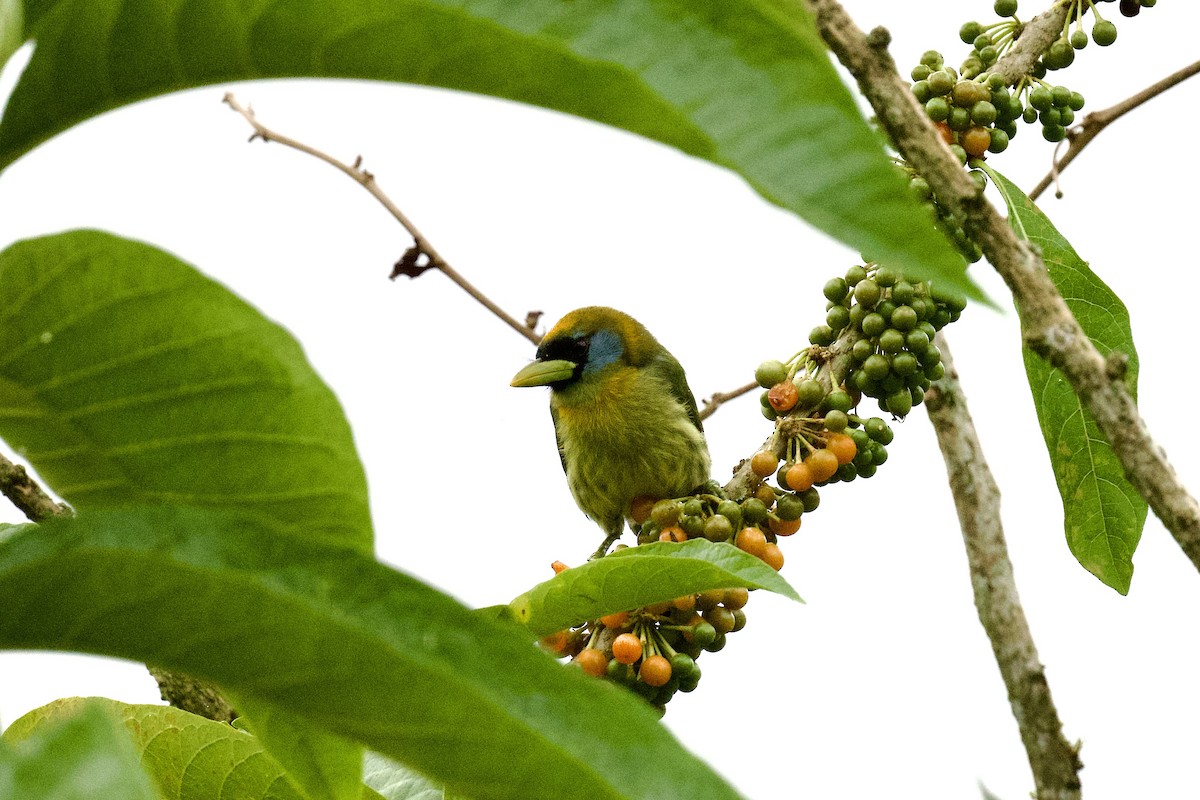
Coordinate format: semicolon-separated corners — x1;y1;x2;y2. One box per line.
542;582;751;712
633;491;787;568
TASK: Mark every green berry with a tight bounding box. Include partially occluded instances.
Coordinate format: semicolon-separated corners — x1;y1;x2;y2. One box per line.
703;514;733;542
892;352;919;377
927;70;955;96
824;409;849;432
823;277;849;303
1068;91;1085;111
947;106;971;132
845;265;868;286
755;360;788;388
878;328;905;353
776;492;804;520
972;34;992;51
989;127;1010;153
1045;39;1075;69
1029;86;1052;111
971;100;997;126
1070;29;1088;49
799;487;821;512
925;96;950;122
850;337;873;364
1093;20;1117;45
891;305;918;332
994;0;1018;16
863;353;890;380
795;378;825;408
874;265;901;287
959;21;982;44
825;390;854;413
1042;124;1066;142
854;279;882;308
1022;105;1038;123
886;388;913;417
891;280;915;305
810;325;835;346
826;305;851;332
911;64;933;82
741;497;769;525
905;329;930;351
920;50;943;68
1051;85;1072;107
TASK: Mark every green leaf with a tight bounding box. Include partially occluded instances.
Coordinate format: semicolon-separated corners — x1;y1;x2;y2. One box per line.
0;699;158;800
0;230;371;551
0;508;743;800
364;751;467;800
983;165;1146;594
511;539;802;636
0;0;977;298
4;698;392;800
235;698;364;800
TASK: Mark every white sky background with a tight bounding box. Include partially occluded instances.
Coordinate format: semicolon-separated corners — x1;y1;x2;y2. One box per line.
2;2;1199;798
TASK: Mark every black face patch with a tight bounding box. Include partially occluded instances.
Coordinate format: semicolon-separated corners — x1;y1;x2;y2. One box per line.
536;334;591;386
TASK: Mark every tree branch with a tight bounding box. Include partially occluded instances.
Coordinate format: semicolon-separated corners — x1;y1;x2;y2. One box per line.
1030;58;1200;200
698;381;757;422
806;0;1200;575
925;335;1082;800
222;93;541;346
0;452;69;521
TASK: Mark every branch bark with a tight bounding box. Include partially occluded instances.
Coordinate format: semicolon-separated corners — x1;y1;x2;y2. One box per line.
222;93;541;346
806;0;1200;575
0;453;69;521
926;335;1082;800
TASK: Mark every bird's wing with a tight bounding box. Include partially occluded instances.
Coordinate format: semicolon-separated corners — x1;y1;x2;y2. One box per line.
654;351;705;434
550;403;569;475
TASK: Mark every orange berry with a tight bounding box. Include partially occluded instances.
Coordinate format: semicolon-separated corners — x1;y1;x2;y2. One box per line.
750;450;779;478
659;525;687;543
630;495;656;524
612;632;643;665
599;610;630;629
769;516;801;537
639;654;673;687
735;526;768;558
755;484;777;505
934;121;954;144
825;432;858;465
805;448;839;483
551;560;569;574
539;630;571;655
644;601;671;616
962;126;991;157
762;542;785;571
768;380;799;412
785;461;814;492
723;587;750;609
575;648;608;677
672;594;697;612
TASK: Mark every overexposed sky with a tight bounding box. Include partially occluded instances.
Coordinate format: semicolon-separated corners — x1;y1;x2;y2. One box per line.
2;2;1199;798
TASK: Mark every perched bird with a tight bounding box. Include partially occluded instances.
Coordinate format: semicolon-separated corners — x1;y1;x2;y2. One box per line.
511;307;711;558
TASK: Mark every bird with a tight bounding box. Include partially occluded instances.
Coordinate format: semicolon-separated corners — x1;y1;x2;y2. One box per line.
510;306;711;558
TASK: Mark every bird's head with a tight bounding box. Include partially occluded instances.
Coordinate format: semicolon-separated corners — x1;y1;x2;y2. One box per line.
510;306;661;392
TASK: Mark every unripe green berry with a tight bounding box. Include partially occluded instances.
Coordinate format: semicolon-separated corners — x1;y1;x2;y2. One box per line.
755;360;788;388
823;409;849;432
959;21;982;44
1070;29;1088;49
1029;86;1052;111
845;265;868;285
874;265;901;287
927;70;954;96
776;492;804;521
854;279;882;308
971;100;997;126
823;277;849;303
989;128;1010;153
1092;20;1117;45
925;97;950;122
795;378;825;409
994;0;1017;16
703;514;733;542
911;64;933;82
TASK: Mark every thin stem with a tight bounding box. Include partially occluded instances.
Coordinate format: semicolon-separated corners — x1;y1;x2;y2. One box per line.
1029;58;1200;200
0;452;69;521
222;93;541;346
698;381;757;421
925;335;1082;800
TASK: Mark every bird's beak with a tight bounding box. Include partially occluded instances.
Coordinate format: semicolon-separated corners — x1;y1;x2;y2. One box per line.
510;358;577;387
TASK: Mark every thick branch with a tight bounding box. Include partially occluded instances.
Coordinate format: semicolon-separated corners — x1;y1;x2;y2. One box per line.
990;3;1072;86
0;453;69;521
222;93;541;346
806;0;1200;575
1030;58;1200;200
926;336;1081;800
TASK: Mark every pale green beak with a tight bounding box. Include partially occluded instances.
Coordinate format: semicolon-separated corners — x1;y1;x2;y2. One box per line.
511;358;577;387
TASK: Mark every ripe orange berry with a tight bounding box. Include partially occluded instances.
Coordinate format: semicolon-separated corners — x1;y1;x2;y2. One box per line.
768;380;799;412
785;461;814;492
805;448;839;483
599;610;630;629
755;484;777;505
723;587;750;609
672;594;697;612
735;526;768;558
630;495;656;524
639;654;673;687
825;432;858;465
962;126;991;157
612;632;643;665
769;516;801;536
750;450;779;478
934;121;954;144
539;630;571;655
762;542;785;571
644;601;671;616
575;648;608;677
659;525;687;543
551;560;569;574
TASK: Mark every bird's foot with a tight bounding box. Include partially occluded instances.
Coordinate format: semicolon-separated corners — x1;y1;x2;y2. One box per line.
588;533;622;561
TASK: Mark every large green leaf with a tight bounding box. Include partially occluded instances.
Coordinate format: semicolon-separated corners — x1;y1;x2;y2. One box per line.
0;0;21;67
4;698;389;800
0;230;370;550
234;699;364;800
511;539;801;637
0;508;743;800
0;699;158;800
0;0;976;298
983;165;1146;594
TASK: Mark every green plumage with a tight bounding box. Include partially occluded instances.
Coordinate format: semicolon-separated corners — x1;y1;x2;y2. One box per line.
511;307;711;556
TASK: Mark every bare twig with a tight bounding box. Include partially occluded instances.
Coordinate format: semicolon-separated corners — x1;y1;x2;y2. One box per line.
926;335;1082;800
1030;58;1200;200
0;452;70;521
698;381;757;421
806;0;1200;576
222;93;541;346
